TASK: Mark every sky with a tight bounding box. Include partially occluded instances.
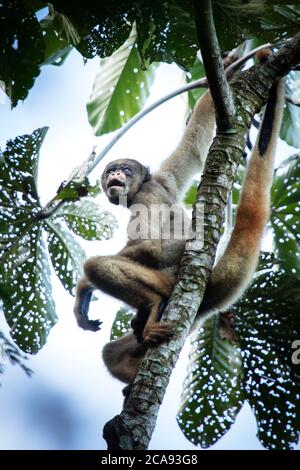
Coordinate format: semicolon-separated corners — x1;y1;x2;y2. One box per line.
0;44;298;450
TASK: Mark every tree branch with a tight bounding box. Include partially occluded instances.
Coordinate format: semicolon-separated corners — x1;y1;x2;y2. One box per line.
194;0;235;131
103;32;300;451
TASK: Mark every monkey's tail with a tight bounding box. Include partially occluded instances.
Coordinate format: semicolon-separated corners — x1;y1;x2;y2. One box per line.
197;77;285;319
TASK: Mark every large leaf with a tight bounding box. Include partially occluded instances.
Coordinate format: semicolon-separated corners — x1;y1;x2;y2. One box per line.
39;4;80;67
0;226;57;354
0;1;45;106
280;73;300;148
56;199;117;241
46;219;86;296
213;2;300;50
136;0;198;69
0;128;57;353
235;265;300;450
51;0;133;59
271;154;300;275
87;27;157;136
178;315;244;448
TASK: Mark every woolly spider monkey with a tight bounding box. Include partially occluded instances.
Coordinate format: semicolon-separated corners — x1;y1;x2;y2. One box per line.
74;52;285;386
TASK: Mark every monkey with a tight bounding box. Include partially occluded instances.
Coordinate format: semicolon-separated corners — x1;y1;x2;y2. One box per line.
74;61;285;386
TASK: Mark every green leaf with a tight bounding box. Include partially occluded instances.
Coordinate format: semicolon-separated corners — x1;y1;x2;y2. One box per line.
271;154;300;275
51;0;133;59
178;315;244;448
110;307;135;341
42;30;72;67
213;2;300;50
280;73;300;148
136;0;198;69
234;265;300;450
46;219;86;296
55;177;101;202
0;226;57;354
40;5;80;46
87;26;157;136
0;128;48;263
0;1;45;106
56;199;117;241
2;127;48;205
0;129;57;355
183;181;197;206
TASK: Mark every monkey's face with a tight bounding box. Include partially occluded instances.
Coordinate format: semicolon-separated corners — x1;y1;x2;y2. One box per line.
106;168;130;202
102;159;150;205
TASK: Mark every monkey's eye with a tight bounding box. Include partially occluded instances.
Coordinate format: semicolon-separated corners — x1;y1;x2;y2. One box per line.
123;167;133;176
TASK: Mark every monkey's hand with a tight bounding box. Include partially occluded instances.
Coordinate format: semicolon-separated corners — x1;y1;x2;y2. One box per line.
143;321;173;344
76;316;102;332
73;280;102;332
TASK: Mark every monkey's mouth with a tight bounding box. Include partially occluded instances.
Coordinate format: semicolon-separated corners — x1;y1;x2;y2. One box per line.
107;179;125;189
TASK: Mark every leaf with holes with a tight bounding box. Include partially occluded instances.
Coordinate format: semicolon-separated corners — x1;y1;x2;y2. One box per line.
55;199;117;241
271;154;300;275
0;1;45;106
214;3;300;50
0;128;58;354
177;315;244;448
136;1;198;69
234;266;300;450
110;307;135;341
0;226;57;354
87;26;157;136
46;219;86;296
50;0;133;59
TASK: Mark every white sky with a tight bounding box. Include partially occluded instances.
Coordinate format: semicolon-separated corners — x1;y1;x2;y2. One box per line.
0;47;297;450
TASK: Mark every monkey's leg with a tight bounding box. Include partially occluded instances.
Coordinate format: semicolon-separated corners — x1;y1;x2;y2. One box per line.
84;255;174;342
102;332;147;384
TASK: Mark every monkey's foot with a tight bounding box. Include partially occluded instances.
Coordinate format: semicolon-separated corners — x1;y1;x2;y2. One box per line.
143;321;173;344
77;317;102;332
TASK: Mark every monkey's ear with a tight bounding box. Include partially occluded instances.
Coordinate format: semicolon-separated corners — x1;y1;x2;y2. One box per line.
144;166;151;182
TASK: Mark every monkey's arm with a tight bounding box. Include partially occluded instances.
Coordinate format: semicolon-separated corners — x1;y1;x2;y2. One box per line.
198;79;285;318
154;91;215;198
